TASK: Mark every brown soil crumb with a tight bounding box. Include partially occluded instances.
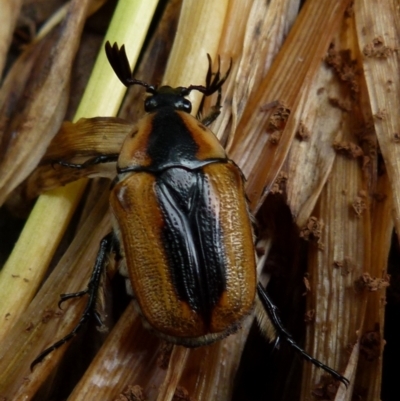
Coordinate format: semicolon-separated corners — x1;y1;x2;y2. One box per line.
363;36;395;58
312;375;341;400
354;273;390;292
41;309;55;324
352;193;367;217
268;130;281;144
328;97;352;112
345;1;354;17
303;275;311;294
173;386;194;401
332;141;363;158
374;108;387;120
25;322;34;332
261;102;291;142
157;341;173;369
360;325;382;361
267;105;290;131
300;217;323;247
325;43;359;95
270;171;288;194
304;309;315;323
114;385;146;401
333;257;355;276
296;121;311;140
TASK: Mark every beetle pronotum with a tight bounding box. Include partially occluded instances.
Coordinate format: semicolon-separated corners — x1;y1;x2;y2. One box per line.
32;41;349;388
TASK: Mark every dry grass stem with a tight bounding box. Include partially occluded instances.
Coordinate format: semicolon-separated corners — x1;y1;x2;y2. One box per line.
0;0;23;78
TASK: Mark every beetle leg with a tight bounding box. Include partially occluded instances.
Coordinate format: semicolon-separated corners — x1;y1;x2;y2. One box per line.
31;232;116;370
53;154;119;170
257;283;350;387
197;55;222;126
199;86;222;127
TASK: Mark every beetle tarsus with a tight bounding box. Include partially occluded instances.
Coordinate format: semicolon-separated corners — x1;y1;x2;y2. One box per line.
58;290;88;309
257;283;350;387
31;233;115;370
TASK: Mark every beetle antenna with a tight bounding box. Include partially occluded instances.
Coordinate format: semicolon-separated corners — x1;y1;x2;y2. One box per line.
181;54;232;97
105;41;156;93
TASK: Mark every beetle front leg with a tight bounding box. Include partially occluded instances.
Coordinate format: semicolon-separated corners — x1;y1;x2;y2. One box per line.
53;154;119;170
31;232;117;370
197;54;232;127
256;283;350;387
199;88;222;127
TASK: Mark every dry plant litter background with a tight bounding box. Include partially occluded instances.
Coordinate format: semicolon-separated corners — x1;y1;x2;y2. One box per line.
0;0;398;400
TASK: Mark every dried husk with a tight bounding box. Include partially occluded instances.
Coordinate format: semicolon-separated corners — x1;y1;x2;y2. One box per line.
0;0;397;400
0;0;23;78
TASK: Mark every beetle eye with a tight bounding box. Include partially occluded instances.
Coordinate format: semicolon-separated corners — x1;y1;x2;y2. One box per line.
176;98;192;113
144;97;157;112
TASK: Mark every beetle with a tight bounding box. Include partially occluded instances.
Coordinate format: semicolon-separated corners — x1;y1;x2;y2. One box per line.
32;41;349;387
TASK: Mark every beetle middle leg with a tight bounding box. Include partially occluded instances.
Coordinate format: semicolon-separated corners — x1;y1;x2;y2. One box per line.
31;232;117;370
53;154;119;170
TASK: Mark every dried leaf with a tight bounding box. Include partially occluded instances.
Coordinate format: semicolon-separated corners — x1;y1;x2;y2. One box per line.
0;0;93;205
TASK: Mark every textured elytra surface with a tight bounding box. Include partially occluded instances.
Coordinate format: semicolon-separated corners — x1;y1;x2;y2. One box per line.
110;161;256;342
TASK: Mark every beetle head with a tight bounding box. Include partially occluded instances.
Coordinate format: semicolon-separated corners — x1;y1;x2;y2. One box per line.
105;41;232;113
144;86;192;113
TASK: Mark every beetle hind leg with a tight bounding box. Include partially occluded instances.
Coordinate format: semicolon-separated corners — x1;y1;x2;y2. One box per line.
256;283;350;387
31;232;116;370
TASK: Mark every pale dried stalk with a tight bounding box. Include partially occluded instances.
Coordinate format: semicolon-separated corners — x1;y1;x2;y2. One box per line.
358;172;393;401
227;0;353;211
156;347;190;401
34;0;107;43
0;0;104;204
302;154;370;396
163;0;229;111
0;0;23;78
181;317;254;400
0;193;110;397
285;62;344;227
0;0;93;343
67;302;165;400
287;5;394;396
355;2;400;229
215;0;301;145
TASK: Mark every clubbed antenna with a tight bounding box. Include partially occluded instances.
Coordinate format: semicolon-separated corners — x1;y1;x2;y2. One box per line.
105;41;156;93
180;54;232;97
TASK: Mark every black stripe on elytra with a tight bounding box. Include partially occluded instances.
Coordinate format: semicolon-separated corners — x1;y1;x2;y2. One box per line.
155;167;227;326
